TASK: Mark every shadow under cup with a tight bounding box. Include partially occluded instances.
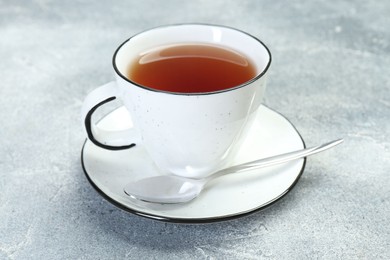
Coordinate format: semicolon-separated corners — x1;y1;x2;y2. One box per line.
113;24;271;178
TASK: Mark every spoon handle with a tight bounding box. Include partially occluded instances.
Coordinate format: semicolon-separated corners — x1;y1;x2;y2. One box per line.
210;139;343;180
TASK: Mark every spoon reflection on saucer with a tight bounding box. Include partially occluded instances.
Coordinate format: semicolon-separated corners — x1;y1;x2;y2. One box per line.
124;139;343;204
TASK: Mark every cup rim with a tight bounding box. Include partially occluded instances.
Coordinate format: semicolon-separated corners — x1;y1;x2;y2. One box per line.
112;23;272;96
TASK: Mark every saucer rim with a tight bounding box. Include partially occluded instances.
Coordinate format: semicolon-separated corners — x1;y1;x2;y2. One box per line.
80;105;306;224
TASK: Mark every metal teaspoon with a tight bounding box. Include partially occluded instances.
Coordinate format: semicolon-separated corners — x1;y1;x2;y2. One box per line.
123;139;343;204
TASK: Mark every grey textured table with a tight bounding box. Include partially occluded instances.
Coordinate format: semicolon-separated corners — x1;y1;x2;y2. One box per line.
1;0;389;259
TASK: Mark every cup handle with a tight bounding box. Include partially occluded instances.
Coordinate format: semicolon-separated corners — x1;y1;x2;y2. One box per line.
81;81;138;150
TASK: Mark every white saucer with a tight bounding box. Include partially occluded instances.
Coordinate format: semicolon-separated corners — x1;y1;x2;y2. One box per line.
81;106;306;223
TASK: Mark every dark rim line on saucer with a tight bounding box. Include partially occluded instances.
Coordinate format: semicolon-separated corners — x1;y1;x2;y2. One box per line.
112;23;272;96
80;105;307;224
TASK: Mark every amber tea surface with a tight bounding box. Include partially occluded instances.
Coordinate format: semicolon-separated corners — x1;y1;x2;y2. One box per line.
126;43;257;93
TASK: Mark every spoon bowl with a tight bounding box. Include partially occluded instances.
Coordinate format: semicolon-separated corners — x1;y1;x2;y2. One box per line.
124;175;204;204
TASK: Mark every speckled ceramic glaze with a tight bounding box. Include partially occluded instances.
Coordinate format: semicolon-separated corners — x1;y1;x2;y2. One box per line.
81;24;271;178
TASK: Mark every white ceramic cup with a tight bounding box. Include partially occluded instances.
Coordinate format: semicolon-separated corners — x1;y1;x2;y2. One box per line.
81;24;271;178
